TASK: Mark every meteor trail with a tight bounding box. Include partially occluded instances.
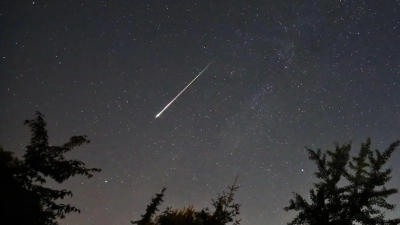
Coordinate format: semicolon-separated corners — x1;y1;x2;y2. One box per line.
155;57;217;118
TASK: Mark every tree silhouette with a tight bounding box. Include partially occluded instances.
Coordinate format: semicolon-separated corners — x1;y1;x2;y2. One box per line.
132;188;167;225
133;176;241;225
0;111;101;225
284;138;400;225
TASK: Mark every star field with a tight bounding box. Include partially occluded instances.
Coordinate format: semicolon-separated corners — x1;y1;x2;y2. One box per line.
1;1;400;225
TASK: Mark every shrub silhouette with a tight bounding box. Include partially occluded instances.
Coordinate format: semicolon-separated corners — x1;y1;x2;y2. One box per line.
133;176;241;225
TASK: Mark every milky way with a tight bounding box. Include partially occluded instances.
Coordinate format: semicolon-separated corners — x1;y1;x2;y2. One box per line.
1;1;400;225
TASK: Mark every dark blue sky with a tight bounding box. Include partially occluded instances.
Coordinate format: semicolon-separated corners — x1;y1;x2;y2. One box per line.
1;1;400;225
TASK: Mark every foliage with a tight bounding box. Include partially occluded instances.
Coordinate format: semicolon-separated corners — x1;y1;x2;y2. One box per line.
0;111;101;225
284;138;400;225
157;206;200;225
132;188;167;225
133;176;241;225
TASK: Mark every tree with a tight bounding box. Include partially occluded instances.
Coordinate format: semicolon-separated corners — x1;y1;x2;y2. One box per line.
133;176;241;225
284;138;400;225
0;111;101;225
132;188;167;225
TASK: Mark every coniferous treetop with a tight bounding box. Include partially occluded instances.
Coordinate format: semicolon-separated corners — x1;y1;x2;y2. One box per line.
284;138;400;225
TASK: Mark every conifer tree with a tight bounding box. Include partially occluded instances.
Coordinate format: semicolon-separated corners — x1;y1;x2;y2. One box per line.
132;188;167;225
284;138;400;225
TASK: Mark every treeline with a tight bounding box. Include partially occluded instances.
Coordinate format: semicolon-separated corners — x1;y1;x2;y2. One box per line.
1;112;399;225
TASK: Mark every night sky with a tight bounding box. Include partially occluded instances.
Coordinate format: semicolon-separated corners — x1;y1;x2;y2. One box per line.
1;1;400;225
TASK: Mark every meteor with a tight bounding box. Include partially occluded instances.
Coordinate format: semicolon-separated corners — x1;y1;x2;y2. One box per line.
155;57;217;118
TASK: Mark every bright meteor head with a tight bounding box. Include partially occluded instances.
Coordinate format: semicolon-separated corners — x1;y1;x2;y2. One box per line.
154;56;217;118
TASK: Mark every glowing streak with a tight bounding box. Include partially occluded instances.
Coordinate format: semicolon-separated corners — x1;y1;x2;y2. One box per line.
155;58;217;118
